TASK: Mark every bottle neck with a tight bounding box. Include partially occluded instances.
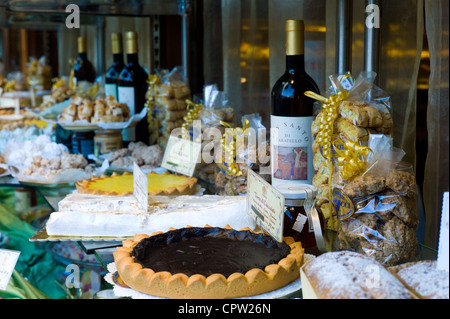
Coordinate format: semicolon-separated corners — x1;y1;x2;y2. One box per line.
113;53;124;64
78;52;88;60
285;54;305;73
126;53;139;65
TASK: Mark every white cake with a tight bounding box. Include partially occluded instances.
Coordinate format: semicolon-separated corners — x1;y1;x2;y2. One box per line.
46;193;255;238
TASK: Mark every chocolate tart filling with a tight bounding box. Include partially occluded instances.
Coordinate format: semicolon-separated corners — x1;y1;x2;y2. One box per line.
131;227;291;277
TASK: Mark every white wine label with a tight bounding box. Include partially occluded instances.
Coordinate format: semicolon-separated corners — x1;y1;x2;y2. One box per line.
270;115;314;186
105;83;118;100
118;86;135;115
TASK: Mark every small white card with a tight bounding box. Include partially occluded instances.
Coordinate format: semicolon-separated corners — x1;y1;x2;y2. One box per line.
133;162;148;212
161;135;202;177
437;192;449;272
247;169;285;242
0;249;21;290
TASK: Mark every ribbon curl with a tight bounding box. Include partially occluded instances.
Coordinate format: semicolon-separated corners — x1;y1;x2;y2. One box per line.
144;74;161;108
304;89;349;159
335;140;372;180
219;119;249;177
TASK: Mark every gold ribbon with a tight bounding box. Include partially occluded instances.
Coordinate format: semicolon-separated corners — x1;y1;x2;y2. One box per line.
68;58;76;91
335;140;372;181
144;74;161;108
304;77;352;230
181;99;204;137
219;119;249;177
304;89;349;159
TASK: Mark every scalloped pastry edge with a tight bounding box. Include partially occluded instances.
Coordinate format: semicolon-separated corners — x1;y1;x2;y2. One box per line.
113;225;304;299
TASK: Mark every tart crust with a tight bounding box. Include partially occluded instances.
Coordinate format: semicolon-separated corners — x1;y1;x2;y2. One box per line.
113;225;304;299
76;171;197;196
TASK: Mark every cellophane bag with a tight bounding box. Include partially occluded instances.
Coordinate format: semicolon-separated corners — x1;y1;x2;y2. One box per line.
146;66;191;148
214;113;271;195
332;135;420;266
184;84;236;185
312;71;394;234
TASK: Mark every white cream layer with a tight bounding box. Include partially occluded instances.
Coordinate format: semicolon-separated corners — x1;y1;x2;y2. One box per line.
46;194;255;237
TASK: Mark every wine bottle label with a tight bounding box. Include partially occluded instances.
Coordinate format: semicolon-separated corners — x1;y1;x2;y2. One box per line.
270;115;314;187
118;86;136;141
105;83;118;100
118;86;135;114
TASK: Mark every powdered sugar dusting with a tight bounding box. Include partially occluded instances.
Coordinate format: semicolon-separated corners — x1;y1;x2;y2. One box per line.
395;261;449;299
304;251;416;299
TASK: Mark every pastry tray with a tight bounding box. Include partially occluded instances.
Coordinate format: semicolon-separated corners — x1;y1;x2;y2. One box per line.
29;227;133;242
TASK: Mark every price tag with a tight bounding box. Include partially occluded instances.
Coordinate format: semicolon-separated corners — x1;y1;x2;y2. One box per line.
0;249;20;290
437;192;449;272
161;135;201;177
133;162;148;212
247;169;285;242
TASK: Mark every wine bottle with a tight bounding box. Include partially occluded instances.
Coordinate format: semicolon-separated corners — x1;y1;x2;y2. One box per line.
270;20;320;188
105;33;125;100
74;36;96;87
118;31;149;144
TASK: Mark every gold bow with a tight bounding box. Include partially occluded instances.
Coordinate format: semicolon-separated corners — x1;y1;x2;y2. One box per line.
219;119;249;177
335;140;372;180
304;89;349;159
181;99;204;137
145;74;161;107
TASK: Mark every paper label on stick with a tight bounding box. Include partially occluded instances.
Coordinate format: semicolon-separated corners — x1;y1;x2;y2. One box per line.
133;162;148;212
161;135;201;177
247;169;285;242
437;192;449;272
0;249;20;290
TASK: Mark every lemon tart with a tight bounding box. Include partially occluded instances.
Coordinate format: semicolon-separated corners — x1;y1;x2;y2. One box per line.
113;225;304;299
76;171;197;196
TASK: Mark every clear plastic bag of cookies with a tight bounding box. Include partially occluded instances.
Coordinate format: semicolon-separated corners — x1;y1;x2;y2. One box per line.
214;113;271;195
330;135;420;267
311;72;395;233
146;67;191;148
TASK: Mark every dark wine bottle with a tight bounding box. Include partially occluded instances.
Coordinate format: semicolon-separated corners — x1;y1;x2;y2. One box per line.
118;31;149;144
105;33;125;100
270;20;320;187
74;36;96;87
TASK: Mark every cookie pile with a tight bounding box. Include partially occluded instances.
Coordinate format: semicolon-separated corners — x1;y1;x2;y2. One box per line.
337;169;419;266
58;95;130;123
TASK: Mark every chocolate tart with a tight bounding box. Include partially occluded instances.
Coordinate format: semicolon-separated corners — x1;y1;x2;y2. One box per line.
76;171;197;196
113;225;304;299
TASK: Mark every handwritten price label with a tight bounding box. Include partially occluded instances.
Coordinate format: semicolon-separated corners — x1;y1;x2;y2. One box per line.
0;249;20;290
247;169;285;242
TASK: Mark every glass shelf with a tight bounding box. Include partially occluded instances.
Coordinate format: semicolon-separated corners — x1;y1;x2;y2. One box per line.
5;0;184;16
